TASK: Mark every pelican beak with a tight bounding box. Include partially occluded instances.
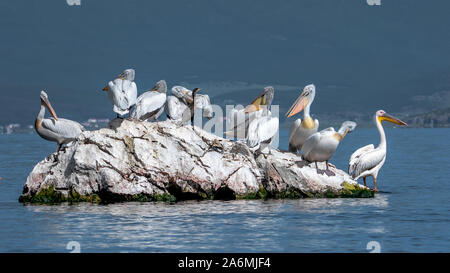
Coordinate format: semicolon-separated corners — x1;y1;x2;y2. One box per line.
244;93;267;114
102;86;109;91
285;94;309;117
379;113;408;126
42;97;58;121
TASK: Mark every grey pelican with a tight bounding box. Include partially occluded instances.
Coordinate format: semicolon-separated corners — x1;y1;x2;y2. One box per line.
131;80;167;121
302;121;357;176
102;69;137;117
286;84;319;153
166;86;212;125
35;91;84;152
348;110;407;191
244;86;279;154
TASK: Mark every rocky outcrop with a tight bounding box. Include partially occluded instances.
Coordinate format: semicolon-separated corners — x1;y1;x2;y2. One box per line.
19;119;373;204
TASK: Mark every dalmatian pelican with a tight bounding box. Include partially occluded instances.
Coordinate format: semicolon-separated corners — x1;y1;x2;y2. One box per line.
285;84;319;153
302;121;357;176
131;80;167;121
348;110;408;191
35;91;84;152
102;68;137;117
244;86;279;154
166;86;212;125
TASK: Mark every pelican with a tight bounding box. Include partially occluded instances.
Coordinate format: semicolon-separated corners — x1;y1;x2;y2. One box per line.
224;88;269;140
244;86;279;154
302;121;357;176
35;91;84;152
131;80;167;121
285;84;319;153
102;69;137;117
348;110;408;191
166;86;212;124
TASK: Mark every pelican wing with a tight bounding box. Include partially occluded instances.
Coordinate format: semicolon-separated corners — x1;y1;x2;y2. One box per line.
350;148;385;179
108;79;137;114
247;116;279;149
41;118;84;139
301;132;321;161
165;95;188;121
348;144;375;174
132;91;166;120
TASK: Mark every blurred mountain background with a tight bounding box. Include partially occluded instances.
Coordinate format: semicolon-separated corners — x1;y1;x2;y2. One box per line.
1;0;450;131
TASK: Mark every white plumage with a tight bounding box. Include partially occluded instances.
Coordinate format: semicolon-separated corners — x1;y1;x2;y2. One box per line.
35;91;84;152
131;80;167;121
104;69;137;116
348;110;407;191
286;84;319;153
165;86;213;124
302;121;357;176
246;113;279;153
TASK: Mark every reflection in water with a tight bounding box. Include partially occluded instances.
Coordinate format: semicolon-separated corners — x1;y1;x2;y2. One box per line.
21;196;389;252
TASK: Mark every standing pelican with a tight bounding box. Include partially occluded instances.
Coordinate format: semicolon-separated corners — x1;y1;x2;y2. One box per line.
302;121;357;176
285;84;319;153
35;91;84;152
102;69;137;117
131;80;167;121
166;86;213;124
245;86;279;154
348;110;407;191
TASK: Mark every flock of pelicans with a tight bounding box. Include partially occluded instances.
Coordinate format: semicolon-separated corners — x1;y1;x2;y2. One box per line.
35;69;408;192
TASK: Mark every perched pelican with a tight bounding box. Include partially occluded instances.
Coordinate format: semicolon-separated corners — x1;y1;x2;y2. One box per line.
244;86;279;154
348;110;408;191
302;121;357;176
224;88;270;140
286;84;319;153
102;69;137;117
35;91;84;152
131;80;167;121
166;86;212;124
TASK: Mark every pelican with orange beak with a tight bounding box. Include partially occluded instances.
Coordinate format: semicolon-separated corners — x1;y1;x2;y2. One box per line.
35;91;84;152
102;68;137;118
348;110;408;191
244;86;279;154
285;84;319;154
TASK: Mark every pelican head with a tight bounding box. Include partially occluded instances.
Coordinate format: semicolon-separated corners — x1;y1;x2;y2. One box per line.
285;84;316;118
40;91;58;120
337;121;357;138
244;86;275;114
119;69;135;81
376;110;408;126
103;68;135;91
151;80;167;93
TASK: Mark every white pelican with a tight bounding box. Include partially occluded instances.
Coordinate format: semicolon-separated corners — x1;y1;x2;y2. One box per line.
131;80;167;121
302;121;357;176
244;86;279;154
285;84;319;153
348;110;408;191
166;86;212;124
102;69;137;117
35;91;84;152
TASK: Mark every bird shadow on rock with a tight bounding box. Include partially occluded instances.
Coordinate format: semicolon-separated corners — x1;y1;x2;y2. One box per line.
108;118;126;130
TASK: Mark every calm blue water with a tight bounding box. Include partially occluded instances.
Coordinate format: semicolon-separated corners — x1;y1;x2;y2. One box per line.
0;128;449;252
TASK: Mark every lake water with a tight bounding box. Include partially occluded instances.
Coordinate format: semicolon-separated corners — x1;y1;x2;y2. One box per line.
0;128;449;252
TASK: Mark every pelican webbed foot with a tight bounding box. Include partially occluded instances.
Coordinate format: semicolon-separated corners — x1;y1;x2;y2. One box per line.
324;169;335;176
